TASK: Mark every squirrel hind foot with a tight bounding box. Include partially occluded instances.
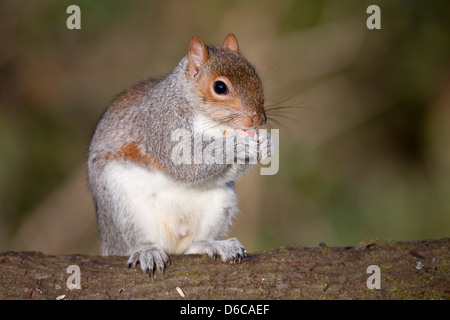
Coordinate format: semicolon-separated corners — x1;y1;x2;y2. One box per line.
186;238;246;263
127;244;170;275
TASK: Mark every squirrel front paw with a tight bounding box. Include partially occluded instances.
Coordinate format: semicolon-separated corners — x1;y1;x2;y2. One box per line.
256;130;273;160
127;244;170;275
232;130;273;163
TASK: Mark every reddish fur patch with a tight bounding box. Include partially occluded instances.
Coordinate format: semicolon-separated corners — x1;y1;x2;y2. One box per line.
105;142;166;172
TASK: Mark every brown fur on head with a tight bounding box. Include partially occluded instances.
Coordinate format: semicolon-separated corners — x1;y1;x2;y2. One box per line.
187;34;266;129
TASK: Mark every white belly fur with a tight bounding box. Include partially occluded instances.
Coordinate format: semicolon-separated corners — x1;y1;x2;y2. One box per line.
102;161;236;254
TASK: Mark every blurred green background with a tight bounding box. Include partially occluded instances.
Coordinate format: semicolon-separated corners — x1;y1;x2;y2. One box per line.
0;0;449;255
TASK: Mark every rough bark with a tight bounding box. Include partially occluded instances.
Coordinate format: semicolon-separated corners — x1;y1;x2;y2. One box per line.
0;238;448;300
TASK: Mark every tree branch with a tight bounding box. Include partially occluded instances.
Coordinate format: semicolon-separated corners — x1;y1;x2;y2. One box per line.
0;238;448;299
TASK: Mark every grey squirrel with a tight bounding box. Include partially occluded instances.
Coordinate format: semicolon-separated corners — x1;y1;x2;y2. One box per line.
88;34;272;274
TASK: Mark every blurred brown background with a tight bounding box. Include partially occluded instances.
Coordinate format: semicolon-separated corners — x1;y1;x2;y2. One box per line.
0;0;449;255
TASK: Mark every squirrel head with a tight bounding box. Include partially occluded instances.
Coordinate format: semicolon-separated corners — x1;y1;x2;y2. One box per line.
186;34;266;129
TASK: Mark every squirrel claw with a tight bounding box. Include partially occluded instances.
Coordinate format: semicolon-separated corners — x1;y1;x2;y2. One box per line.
202;238;246;264
127;245;170;275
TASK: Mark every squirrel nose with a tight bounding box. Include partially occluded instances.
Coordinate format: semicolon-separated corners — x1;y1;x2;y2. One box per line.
250;113;266;127
241;112;266;128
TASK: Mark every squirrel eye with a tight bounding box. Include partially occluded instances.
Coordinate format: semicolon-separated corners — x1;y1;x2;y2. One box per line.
213;81;228;95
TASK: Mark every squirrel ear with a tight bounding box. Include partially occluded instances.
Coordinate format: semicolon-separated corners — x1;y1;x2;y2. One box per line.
222;33;239;53
188;36;209;78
